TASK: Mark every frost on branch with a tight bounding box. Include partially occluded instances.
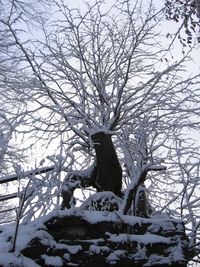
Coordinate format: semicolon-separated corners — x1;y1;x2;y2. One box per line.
0;0;199;265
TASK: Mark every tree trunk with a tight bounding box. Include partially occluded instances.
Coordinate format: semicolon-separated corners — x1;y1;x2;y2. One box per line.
91;132;122;197
61;132;122;209
121;167;153;217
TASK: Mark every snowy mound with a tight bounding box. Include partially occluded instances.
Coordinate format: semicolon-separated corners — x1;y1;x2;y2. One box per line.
80;191;122;211
0;209;189;267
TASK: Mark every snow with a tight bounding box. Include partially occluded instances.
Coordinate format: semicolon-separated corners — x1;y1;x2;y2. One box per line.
0;208;187;266
81;238;104;244
12;226;52;253
41;255;63;266
0;253;41;267
0;208;183;251
107;232;172;245
143;254;173;266
63;253;70;261
64;245;82;254
147;220;176;233
81;191;122;211
89;244;110;255
106;250;127;264
83;210;118;223
166;241;185;262
131;245;147;260
66;163;96;178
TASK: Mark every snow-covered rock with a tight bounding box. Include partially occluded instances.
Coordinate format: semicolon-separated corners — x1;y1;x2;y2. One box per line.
0;209;189;266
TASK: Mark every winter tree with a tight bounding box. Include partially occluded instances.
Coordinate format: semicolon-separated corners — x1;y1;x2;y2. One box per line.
165;0;200;44
0;0;200;265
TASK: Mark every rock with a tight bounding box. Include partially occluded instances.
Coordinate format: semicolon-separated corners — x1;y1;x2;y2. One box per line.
21;210;189;267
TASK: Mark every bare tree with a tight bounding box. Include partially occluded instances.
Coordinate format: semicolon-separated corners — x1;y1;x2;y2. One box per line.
1;0;200;264
0;0;54;223
0;0;54;170
165;0;200;44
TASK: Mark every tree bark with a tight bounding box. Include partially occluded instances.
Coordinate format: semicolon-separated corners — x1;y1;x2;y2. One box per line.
122;165;166;216
61;164;97;209
91;132;122;197
122;169;148;216
61;132;122;209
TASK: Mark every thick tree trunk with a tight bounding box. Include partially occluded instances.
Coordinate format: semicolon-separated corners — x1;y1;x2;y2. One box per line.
91;132;122;197
61;132;122;209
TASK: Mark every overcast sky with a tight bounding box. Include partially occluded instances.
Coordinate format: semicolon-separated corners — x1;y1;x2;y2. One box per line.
63;0;199;74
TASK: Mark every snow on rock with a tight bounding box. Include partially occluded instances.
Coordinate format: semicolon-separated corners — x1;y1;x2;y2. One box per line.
89;244;110;255
147;220;176;234
0;253;41;267
0;208;189;266
41;255;63;266
80;191;122;212
83;210;118;223
143;254;174;266
106;250;127;264
64;245;82;254
107;232;172;245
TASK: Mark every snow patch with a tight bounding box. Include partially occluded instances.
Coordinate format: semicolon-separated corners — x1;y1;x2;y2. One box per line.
107;232;171;245
106;250;127;264
130;245;147;260
144;254;172;266
64;245;82;254
41;255;63;266
0;253;41;267
89;244;110;255
83;210;118;224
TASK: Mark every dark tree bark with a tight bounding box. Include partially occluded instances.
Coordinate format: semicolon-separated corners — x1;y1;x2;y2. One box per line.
61;132;122;209
61;164;97;209
122;165;166;216
91;132;122;197
122;170;149;216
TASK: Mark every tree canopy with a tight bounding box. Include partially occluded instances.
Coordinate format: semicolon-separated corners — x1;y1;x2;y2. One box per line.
165;0;200;44
0;0;200;265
